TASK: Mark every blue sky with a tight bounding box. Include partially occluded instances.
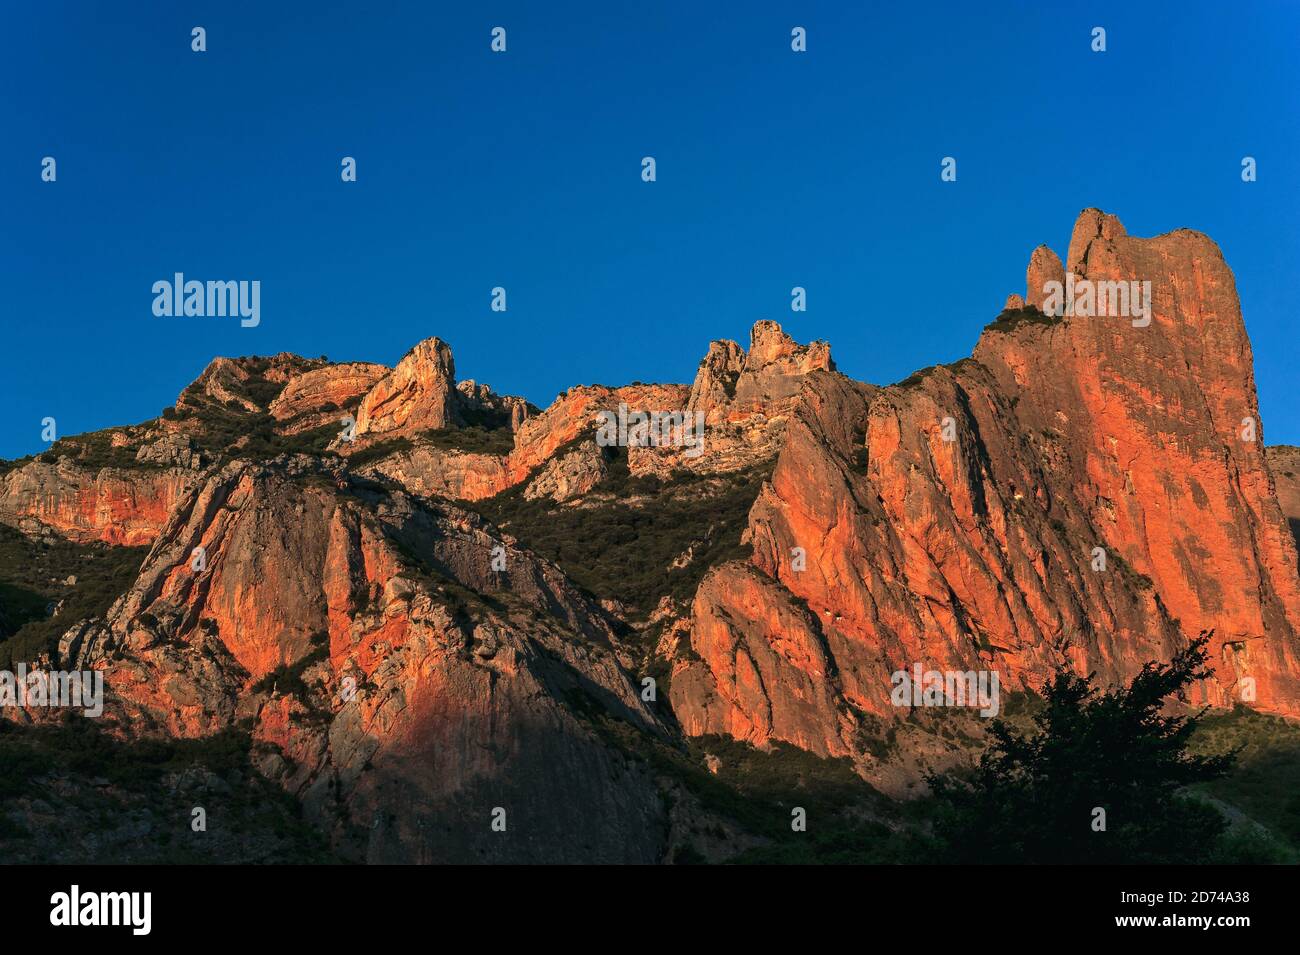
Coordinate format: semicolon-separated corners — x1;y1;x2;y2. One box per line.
2;1;1298;458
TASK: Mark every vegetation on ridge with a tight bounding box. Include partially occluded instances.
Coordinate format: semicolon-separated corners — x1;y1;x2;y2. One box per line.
473;448;769;619
0;524;148;669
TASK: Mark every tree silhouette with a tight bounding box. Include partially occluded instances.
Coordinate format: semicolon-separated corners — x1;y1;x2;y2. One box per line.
927;633;1235;863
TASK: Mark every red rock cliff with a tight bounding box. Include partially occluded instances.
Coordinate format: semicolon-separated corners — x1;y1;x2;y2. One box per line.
670;209;1300;769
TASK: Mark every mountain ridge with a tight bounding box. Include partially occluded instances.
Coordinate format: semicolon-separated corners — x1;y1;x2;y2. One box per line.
2;208;1299;860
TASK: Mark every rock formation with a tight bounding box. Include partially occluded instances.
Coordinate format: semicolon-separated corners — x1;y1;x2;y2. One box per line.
270;362;388;434
175;354;322;417
1026;244;1065;312
670;210;1300;774
1266;445;1300;572
354;338;460;439
3;208;1298;859
55;457;666;862
0;458;200;545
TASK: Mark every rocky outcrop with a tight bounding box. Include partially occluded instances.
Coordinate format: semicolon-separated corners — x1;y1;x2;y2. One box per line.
364;446;511;501
671;563;858;757
360;382;688;501
1026;245;1065;312
687;341;746;425
1266;445;1300;572
354;338;459;440
1067;207;1127;275
261;326;826;505
270;362;389;434
982;209;1300;702
175;354;321;416
456;380;532;431
629;320;835;479
690;321;834;426
508;383;690;481
134;433;203;469
523;441;609;502
0;458;201;545
55;457;667;863
671;209;1300;775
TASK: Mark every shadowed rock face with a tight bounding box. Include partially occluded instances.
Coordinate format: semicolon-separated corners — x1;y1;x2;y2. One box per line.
1267;446;1300;573
55;458;666;863
671;209;1300;770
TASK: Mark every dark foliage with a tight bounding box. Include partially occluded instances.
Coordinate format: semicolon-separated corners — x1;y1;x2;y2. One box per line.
35;430;163;472
926;634;1235;863
0;525;148;668
0;717;336;863
416;425;514;456
982;304;1061;334
474;448;769;618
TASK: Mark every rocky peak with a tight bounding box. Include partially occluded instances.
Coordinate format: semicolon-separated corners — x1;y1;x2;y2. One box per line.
688;321;833;427
745;320;833;375
348;338;536;446
746;319;799;368
176;354;323;416
354;337;458;439
687;341;745;421
1025;244;1065;312
269;362;389;435
1066;207;1127;275
672;209;1300;786
456;379;532;431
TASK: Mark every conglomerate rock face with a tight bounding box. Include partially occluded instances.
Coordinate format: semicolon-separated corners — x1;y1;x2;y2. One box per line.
357;381;690;500
670;210;1300;772
176;354;323;417
270;362;389;435
1267;445;1300;572
54;458;666;863
3;208;1298;858
0;458;201;546
1025;245;1065;311
354;338;460;440
346;340;535;446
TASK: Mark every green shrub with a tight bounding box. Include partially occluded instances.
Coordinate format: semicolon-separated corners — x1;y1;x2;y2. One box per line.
927;635;1234;864
416;426;514;456
474;449;769;618
0;718;336;863
0;525;148;667
346;437;414;468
